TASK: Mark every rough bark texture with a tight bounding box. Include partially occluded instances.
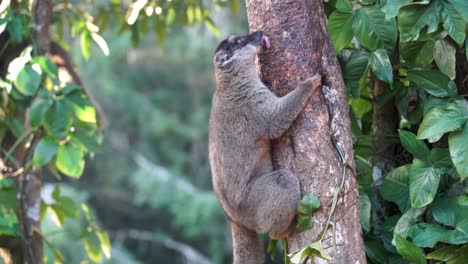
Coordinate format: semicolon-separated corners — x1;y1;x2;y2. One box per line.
19;1;52;263
245;0;366;263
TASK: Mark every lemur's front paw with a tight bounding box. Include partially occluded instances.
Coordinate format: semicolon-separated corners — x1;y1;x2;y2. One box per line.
299;74;321;91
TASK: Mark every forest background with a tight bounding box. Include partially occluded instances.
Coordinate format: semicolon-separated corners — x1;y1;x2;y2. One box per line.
0;0;467;263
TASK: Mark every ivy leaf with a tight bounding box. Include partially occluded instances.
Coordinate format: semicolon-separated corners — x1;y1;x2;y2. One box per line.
449;123;468;180
14;64;41;96
33;136;59;167
417;102;467;140
369;49;393;84
381;0;412;20
56;142;85;178
434;40;456;80
327;11;354;53
398;2;439;42
409;159;443;208
297;193;320;216
407;70;452;97
398;130;430;162
352;7;397;53
29;97;52;129
400;40;435;66
44;100;73;139
395;235;426;264
381;165;411;212
440;1;466;45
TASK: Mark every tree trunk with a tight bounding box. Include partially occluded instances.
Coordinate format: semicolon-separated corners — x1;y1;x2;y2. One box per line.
245;1;366;263
18;1;52;263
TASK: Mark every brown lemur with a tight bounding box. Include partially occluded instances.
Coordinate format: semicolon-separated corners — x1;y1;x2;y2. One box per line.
209;31;321;263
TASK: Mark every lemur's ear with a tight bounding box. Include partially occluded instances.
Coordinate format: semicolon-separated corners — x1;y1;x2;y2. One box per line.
214;51;232;69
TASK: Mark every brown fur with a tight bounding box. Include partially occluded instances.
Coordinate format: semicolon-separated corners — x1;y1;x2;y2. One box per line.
209;32;321;263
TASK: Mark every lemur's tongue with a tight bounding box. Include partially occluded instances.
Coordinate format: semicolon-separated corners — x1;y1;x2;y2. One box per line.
262;35;271;48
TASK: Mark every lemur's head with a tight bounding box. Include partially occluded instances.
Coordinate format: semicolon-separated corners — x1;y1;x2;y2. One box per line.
213;31;270;71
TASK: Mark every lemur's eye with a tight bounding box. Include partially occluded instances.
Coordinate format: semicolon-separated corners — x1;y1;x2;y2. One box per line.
237;38;245;44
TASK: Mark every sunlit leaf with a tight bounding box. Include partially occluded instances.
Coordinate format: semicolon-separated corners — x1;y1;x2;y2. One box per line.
409;159;443;208
84;231;102;263
434;40;456;80
56;142;85;178
417;102;466;140
97;231;111;259
449;123;468;180
369;49;393;84
14;64;41;96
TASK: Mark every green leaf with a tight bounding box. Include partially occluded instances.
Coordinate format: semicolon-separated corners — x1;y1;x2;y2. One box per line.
66;92;97;124
328;11;354;53
400;40;435;66
33;136;59;167
448;0;467;22
29;97;52;129
440;1;466;45
297;193;320;215
409;159;443;208
398;2;439;42
417;102;467;140
84;231;102;263
449;123;468;180
399;130;430;162
365;237;387;264
394;208;425;241
6;14;24;42
426;245;459;261
369;49;393;84
352;7;397;53
343;50;369;97
381;0;412;20
335;0;352;13
97;231;111;259
432;197;468;227
434;39;456;80
44;100;73;139
381;165;411;212
14;64;41;96
407;70;452;97
80;30;92;60
296;215;313;233
31;56;58;78
360;191;371;232
288;241;332;264
412;224;448;247
395;235;425;264
56;142;85;178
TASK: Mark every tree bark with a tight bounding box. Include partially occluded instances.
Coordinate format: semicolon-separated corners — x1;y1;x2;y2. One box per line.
18;1;52;263
245;1;366;263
